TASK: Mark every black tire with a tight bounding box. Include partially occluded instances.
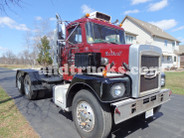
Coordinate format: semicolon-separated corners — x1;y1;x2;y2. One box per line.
24;74;37;100
72;89;112;138
16;72;24;95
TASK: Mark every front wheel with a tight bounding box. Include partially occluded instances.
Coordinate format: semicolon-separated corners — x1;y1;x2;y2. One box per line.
72;90;112;138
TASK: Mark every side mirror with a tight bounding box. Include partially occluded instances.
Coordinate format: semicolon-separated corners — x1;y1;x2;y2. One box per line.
58;32;63;39
58;23;66;41
56;13;66;45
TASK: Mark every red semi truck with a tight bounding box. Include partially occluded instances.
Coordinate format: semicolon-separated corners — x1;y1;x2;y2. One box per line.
16;12;171;138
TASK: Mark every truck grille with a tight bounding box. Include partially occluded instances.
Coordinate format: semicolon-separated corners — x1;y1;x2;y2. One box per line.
140;56;160;93
141;56;159;68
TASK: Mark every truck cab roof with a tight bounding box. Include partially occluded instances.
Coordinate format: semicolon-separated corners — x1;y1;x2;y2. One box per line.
67;17;124;31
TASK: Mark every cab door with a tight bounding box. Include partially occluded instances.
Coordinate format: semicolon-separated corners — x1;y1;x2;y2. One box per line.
61;24;83;81
66;24;83;66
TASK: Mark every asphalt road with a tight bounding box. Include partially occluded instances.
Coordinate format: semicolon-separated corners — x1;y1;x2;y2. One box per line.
0;67;184;138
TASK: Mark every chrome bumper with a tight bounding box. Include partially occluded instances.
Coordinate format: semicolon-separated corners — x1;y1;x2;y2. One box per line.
111;89;170;124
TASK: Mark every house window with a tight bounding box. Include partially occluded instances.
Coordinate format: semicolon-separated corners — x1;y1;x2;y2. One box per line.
126;35;135;44
174;56;177;62
162;56;164;62
165;40;168;46
172;42;175;47
167;56;172;63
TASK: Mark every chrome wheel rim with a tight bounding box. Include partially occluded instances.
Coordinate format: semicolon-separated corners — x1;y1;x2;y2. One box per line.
24;78;30;95
17;74;21;90
76;101;95;132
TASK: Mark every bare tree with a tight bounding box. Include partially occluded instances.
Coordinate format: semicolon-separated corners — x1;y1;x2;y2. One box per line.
24;18;55;67
0;18;55;66
0;55;7;64
0;0;22;14
2;50;16;64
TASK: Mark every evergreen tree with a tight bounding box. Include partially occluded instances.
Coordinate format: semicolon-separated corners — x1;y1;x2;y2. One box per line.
37;36;53;66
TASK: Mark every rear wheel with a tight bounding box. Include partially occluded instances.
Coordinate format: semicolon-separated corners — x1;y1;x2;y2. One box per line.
72;89;112;138
24;74;37;100
16;72;24;94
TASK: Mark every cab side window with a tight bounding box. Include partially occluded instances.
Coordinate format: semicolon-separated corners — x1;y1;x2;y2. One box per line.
68;26;82;44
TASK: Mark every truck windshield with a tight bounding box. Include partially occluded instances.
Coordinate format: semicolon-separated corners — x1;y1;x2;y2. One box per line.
85;22;125;44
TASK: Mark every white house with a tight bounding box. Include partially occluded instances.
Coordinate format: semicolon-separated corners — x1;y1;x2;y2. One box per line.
179;45;184;68
121;15;181;69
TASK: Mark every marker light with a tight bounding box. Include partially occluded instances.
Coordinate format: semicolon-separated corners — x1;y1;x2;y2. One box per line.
119;24;122;27
102;69;107;77
86;13;90;18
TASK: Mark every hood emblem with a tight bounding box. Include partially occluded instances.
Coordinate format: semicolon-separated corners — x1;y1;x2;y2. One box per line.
105;50;122;56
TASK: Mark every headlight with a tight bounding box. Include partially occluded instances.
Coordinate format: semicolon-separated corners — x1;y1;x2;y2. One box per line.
161;78;165;87
110;83;125;98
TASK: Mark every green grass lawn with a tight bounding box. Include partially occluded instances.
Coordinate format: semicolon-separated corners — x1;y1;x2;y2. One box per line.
0;64;42;69
0;87;39;138
164;71;184;95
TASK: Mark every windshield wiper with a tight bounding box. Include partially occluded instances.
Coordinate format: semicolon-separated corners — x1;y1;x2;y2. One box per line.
108;41;119;44
93;39;119;44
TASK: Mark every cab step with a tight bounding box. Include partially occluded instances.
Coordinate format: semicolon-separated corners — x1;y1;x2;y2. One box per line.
53;84;70;111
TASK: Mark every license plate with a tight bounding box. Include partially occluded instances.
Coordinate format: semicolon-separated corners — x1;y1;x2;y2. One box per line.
145;108;153;118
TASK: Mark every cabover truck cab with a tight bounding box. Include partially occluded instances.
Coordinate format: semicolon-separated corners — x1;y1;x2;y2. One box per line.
16;12;171;138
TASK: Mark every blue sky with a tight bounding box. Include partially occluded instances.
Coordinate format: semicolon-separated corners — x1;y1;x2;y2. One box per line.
0;0;184;56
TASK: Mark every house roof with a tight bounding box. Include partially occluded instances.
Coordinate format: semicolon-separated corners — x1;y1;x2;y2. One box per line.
121;16;180;42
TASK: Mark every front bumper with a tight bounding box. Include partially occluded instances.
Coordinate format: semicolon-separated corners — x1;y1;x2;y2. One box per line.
111;89;170;124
